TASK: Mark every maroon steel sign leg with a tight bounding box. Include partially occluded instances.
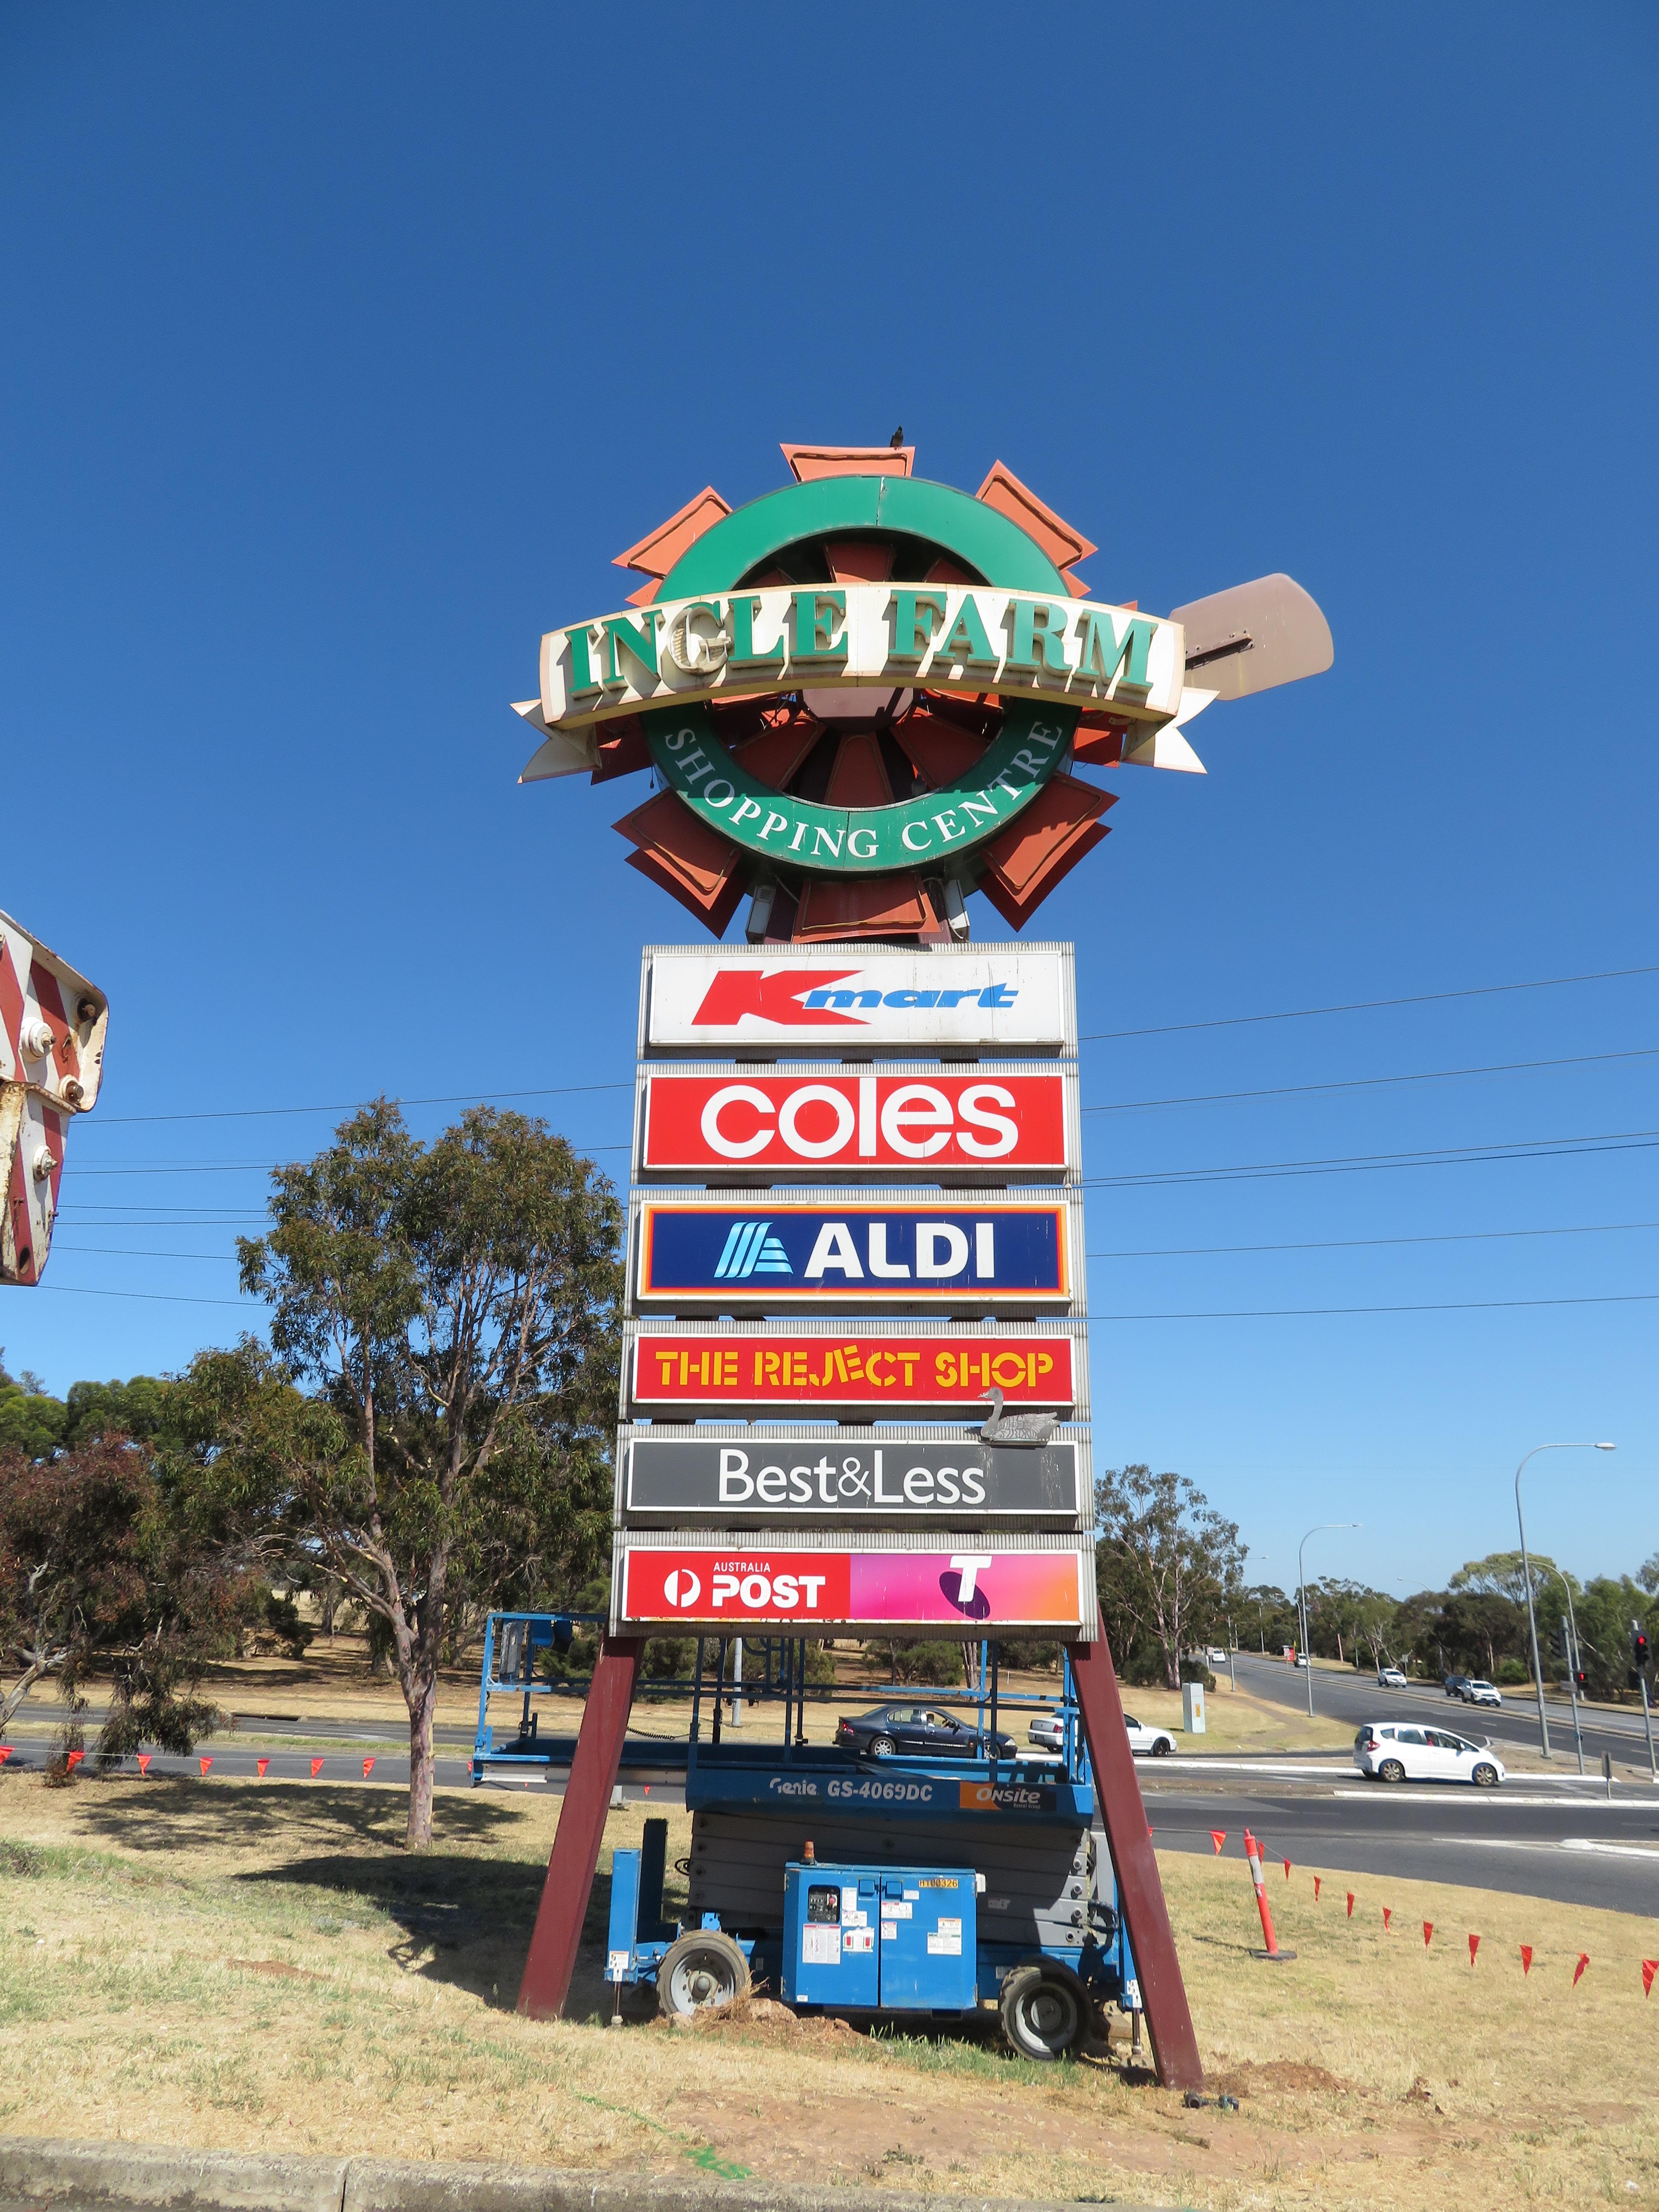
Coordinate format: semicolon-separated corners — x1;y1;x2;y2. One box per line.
517;1634;644;2019
1066;1636;1205;2090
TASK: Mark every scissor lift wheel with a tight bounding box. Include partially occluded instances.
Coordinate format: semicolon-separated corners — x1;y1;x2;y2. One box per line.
1000;1962;1085;2060
658;1930;751;2017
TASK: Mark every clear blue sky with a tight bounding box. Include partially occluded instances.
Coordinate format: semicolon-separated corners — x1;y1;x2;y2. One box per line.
3;5;1654;1600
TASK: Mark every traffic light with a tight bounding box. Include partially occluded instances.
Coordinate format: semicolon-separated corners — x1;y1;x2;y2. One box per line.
1574;1666;1588;1693
1632;1625;1651;1689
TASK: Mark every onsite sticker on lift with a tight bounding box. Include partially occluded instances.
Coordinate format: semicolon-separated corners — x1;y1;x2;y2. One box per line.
636;1069;1072;1179
634;1199;1074;1310
629;1330;1077;1415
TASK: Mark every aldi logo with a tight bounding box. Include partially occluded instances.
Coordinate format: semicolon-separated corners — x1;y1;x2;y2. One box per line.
640;945;1073;1057
637;1068;1073;1180
632;1196;1078;1313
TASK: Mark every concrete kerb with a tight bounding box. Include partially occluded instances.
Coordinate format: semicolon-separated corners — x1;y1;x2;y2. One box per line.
0;2142;1163;2212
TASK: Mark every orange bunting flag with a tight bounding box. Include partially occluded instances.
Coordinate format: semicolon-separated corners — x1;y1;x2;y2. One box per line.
67;1749;85;1770
1209;1830;1227;1855
1573;1953;1589;1988
362;1757;375;1779
1283;1858;1292;1879
198;1757;212;1777
0;1748;11;1765
1468;1933;1480;1966
1346;1892;1355;1918
1423;1921;1433;1949
1314;1876;1322;1900
1382;1907;1392;1931
137;1754;152;1775
1641;1960;1657;1998
256;1757;269;1778
310;1757;324;1778
1520;1944;1533;1976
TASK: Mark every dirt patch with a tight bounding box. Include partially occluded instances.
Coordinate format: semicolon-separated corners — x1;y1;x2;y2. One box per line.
226;1957;326;1982
1209;2058;1347;2096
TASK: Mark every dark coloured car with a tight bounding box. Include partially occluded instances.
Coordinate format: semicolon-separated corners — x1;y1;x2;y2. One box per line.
1444;1673;1471;1700
835;1705;1017;1759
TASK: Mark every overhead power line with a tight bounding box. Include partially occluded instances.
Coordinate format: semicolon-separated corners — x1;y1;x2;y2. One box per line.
1090;1292;1659;1320
81;1080;635;1130
1076;961;1659;1044
1088;1219;1659;1260
1082;1045;1659;1114
1081;1127;1659;1190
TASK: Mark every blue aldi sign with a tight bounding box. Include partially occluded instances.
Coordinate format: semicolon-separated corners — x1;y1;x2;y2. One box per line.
632;1195;1080;1315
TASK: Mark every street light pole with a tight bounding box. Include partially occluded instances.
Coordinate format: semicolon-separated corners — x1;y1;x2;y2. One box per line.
1298;1523;1361;1720
1515;1442;1616;1760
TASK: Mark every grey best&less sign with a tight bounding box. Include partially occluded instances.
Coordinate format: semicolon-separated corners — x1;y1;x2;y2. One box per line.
621;1435;1085;1527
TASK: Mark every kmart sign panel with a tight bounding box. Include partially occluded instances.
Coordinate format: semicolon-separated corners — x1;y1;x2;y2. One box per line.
534;582;1183;731
640;944;1075;1056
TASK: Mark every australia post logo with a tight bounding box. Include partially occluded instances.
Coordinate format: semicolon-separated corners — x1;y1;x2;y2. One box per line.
690;967;1019;1030
638;1070;1070;1177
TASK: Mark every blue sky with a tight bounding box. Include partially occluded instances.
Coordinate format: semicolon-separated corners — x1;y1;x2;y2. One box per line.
2;4;1654;1598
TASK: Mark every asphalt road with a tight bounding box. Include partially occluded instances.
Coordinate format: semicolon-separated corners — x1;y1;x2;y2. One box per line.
1228;1647;1659;1773
7;1729;1659;1914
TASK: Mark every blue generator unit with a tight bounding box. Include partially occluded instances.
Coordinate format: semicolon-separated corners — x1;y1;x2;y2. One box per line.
783;1861;978;2011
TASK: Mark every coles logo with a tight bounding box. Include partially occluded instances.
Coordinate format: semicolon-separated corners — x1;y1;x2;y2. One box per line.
690;967;1018;1030
633;1552;853;1622
640;1071;1068;1173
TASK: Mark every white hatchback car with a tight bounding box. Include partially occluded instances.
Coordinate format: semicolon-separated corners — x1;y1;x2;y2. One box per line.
1027;1713;1176;1757
1377;1666;1408;1688
1355;1722;1505;1787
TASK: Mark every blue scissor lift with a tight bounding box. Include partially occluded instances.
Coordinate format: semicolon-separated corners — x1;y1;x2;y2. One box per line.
474;1615;1141;2061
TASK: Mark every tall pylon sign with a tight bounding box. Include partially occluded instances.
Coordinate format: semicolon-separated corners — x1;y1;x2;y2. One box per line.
512;442;1333;2090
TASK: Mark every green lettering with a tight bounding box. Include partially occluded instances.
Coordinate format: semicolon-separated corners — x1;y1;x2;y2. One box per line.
599;611;662;687
793;589;847;662
888;590;947;661
937;594;997;667
726;593;785;669
1075;608;1157;694
1007;598;1072;676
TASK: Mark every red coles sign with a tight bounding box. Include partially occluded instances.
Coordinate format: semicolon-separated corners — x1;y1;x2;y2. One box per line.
637;1071;1071;1176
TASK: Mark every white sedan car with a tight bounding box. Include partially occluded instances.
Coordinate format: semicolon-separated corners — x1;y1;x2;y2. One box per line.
1027;1714;1176;1757
1378;1666;1408;1688
1355;1722;1505;1787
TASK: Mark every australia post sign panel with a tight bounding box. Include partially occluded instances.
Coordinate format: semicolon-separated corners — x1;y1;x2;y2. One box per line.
639;944;1074;1058
626;1322;1083;1417
613;1535;1096;1636
636;1067;1075;1182
619;1431;1088;1529
631;1193;1081;1316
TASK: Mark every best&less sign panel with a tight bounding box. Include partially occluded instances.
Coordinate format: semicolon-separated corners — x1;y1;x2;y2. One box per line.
618;1430;1089;1528
636;1066;1075;1180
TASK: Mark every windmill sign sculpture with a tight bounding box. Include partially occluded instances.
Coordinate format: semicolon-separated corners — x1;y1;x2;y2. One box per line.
517;440;1331;943
512;442;1331;2089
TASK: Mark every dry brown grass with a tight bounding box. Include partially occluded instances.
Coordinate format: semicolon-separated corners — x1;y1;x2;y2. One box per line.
3;1766;1656;2208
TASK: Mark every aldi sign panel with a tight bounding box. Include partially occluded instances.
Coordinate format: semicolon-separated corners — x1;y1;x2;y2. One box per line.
620;1432;1087;1528
639;944;1074;1058
614;1537;1096;1634
627;1324;1081;1417
632;1194;1080;1315
636;1067;1074;1181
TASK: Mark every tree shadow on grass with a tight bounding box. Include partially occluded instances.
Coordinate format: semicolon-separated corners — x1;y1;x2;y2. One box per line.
236;1846;618;2017
68;1778;526;1860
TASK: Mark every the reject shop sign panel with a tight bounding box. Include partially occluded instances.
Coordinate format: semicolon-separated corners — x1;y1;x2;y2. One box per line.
639;943;1075;1059
635;1065;1077;1182
630;1190;1083;1316
612;1533;1097;1636
626;1319;1086;1418
617;1427;1091;1529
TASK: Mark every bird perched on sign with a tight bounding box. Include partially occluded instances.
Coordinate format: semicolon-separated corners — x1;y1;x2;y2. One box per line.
978;1385;1056;1447
890;425;904;448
